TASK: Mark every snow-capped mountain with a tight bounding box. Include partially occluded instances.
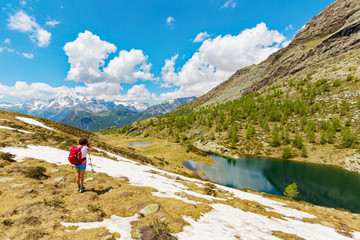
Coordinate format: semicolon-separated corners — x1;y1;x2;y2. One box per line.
0;94;149;122
113;100;151;112
137;97;196;119
60;96;196;131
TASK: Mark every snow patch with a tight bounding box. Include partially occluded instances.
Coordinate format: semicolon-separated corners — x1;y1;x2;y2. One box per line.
61;214;138;239
176;204;357;240
2;145;359;240
0;125;34;134
16;116;57;131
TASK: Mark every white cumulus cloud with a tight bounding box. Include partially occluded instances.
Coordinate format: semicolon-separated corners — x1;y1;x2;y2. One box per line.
64;30;154;85
0;81;75;101
4;38;11;45
22;52;34;59
7;10;51;47
158;22;287;100
126;84;151;101
104;49;154;83
193;32;210;43
64;30;117;83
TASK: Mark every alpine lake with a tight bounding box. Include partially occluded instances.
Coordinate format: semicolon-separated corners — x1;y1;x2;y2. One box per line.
183;154;360;213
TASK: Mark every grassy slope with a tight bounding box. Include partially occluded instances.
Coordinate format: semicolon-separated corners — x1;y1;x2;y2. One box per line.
116;50;360;173
1;109;360;239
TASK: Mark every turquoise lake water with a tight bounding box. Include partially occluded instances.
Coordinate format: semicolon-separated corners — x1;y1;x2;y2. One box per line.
128;142;153;146
183;155;360;213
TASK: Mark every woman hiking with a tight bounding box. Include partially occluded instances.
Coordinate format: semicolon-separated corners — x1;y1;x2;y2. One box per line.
75;137;94;193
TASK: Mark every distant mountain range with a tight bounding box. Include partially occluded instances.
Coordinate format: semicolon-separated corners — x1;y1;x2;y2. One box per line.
0;94;150;122
0;94;196;131
61;97;196;131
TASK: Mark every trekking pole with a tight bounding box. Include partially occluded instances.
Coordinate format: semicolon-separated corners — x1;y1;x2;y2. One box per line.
54;166;73;187
88;153;95;172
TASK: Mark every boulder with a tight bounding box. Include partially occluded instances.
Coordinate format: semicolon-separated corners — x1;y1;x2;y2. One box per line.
0;177;15;183
138;204;160;217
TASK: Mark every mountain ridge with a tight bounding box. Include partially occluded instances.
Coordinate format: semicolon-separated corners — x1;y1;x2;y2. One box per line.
186;0;360;108
61;97;196;131
0;94;150;122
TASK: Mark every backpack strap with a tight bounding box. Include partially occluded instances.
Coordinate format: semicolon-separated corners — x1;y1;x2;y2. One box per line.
79;146;86;161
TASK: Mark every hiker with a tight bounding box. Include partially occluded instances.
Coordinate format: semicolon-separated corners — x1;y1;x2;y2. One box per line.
75;137;94;193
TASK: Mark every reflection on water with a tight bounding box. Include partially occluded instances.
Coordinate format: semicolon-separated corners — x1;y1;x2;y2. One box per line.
183;155;360;213
128;142;153;146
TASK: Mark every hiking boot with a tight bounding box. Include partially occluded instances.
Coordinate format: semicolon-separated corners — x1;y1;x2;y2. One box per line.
79;187;86;193
77;186;80;192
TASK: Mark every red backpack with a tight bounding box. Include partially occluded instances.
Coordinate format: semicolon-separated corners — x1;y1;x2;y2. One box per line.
68;146;85;165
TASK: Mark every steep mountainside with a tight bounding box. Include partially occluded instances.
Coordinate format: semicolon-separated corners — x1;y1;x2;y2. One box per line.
119;0;360;174
188;0;360;107
61;107;138;131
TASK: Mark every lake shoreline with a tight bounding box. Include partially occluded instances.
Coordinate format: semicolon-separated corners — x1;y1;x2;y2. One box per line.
182;153;360;213
194;140;360;174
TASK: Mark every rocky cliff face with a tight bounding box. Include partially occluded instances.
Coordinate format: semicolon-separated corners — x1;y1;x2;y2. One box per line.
190;0;360;107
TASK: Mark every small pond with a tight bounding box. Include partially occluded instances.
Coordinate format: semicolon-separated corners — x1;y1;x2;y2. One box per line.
183;154;360;213
128;142;153;146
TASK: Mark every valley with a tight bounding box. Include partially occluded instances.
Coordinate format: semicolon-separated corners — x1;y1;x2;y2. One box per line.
1;110;360;239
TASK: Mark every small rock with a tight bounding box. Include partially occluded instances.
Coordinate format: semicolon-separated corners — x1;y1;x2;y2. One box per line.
320;221;335;228
54;177;64;182
0;177;15;183
179;191;187;198
135;228;142;239
160;217;167;222
25;188;34;194
138;204;160;217
233;202;245;210
118;177;129;182
39;185;46;189
101;235;114;240
304;206;310;211
51;169;59;173
84;177;94;183
78;207;85;211
195;190;204;194
112;232;121;238
11;183;27;188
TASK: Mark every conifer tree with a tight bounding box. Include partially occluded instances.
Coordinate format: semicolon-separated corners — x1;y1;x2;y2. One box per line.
282;146;292;159
301;145;308;158
320;132;327;145
283;182;299;199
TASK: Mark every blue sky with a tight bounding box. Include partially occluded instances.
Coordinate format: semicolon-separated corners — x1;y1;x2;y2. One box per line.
0;0;334;104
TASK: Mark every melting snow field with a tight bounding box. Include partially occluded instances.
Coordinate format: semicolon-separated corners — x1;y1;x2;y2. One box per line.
16;116;57;131
1;145;360;240
62;214;139;239
0;125;34;134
